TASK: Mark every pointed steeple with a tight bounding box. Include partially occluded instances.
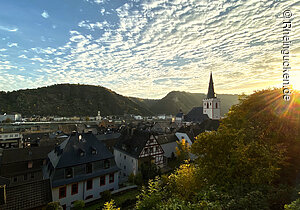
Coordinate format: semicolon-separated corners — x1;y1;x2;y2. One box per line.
207;72;216;98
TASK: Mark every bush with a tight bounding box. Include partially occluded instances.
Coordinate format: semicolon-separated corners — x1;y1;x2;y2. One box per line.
101;190;112;202
45;202;63;210
73;200;85;210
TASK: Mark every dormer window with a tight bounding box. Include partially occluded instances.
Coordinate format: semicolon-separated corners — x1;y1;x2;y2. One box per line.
65;168;73;179
86;163;92;174
91;147;97;155
28;161;33;169
79;148;85;157
104;160;110;169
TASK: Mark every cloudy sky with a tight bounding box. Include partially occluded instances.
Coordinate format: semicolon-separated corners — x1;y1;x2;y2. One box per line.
0;0;299;98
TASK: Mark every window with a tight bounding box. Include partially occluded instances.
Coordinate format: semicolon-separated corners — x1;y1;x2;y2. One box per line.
23;174;28;181
104;160;110;169
144;148;148;154
216;103;218;109
30;173;35;179
65;168;73;179
71;183;78;195
124;165;126;170
13;177;17;182
109;173;114;183
124;155;126;160
59;186;66;199
28;161;33;169
86;163;92;174
91;147;97;155
100;175;105;186
87;179;93;190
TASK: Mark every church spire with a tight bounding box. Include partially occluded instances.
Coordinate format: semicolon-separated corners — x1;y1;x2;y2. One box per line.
207;72;216;98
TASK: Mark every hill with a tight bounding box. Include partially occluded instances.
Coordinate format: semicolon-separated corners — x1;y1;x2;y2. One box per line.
132;91;239;116
0;84;239;117
0;84;153;117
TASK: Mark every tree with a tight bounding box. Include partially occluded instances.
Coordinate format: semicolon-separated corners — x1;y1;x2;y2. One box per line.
175;139;190;164
103;200;120;210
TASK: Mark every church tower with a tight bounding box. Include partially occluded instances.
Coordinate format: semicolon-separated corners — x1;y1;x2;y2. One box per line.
203;72;221;120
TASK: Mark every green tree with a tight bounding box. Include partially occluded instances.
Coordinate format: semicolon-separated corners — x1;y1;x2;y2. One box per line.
175;139;190;164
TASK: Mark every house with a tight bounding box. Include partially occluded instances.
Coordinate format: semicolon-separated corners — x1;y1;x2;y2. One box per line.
0;132;23;149
175;110;184;124
0;178;52;210
184;107;209;123
114;131;164;178
0;146;53;186
156;134;178;159
0;147;53;209
43;132;119;210
0;114;22;123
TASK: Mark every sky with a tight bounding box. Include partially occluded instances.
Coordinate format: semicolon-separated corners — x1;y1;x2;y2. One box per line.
0;0;299;99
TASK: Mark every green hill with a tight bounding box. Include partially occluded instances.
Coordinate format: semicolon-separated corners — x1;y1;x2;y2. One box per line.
131;91;239;116
0;84;239;117
0;84;153;117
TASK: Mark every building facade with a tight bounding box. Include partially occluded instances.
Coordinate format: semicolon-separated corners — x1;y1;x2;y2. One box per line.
43;132;119;210
114;131;164;178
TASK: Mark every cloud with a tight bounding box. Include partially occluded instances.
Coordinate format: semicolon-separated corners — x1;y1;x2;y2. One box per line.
1;0;299;98
7;43;18;48
41;10;50;19
0;25;18;32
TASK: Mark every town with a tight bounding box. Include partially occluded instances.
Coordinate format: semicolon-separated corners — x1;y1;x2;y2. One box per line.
0;74;222;209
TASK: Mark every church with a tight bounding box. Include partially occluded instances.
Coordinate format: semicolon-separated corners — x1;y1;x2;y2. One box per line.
176;72;221;124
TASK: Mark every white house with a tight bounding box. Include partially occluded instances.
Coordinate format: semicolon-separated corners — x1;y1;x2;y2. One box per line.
114;131;164;179
43;132;119;210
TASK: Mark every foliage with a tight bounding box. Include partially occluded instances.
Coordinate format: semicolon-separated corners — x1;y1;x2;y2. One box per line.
102;200;120;210
284;198;300;210
73;200;85;210
128;172;143;186
136;177;163;210
135;89;300;210
45;202;63;210
168;162;201;201
0;84;239;117
175;139;190;164
0;84;152;116
140;162;161;182
101;190;112;202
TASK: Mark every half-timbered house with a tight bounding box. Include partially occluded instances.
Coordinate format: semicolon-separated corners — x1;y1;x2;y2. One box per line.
114;131;164;179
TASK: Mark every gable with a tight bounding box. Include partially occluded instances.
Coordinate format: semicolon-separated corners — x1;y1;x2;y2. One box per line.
139;135;164;158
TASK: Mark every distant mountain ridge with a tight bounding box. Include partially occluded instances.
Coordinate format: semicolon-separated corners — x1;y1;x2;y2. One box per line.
0;84;239;117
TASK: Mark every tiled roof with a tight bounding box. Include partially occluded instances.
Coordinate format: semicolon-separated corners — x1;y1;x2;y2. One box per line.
184;107;209;123
1;146;54;164
156;134;177;145
114;131;151;158
0;179;52;210
48;132;114;169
